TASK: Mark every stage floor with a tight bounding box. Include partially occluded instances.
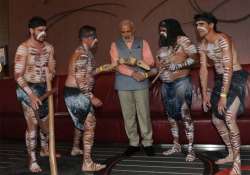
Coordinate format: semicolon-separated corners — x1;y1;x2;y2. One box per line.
0;140;250;175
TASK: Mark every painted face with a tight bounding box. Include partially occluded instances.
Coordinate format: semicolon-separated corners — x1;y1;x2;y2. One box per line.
31;26;47;42
159;26;168;47
120;25;134;42
82;36;98;49
90;38;98;49
195;20;210;38
159;27;167;38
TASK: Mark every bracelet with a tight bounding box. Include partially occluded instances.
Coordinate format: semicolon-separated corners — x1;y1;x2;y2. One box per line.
220;93;227;98
144;72;149;78
24;86;32;95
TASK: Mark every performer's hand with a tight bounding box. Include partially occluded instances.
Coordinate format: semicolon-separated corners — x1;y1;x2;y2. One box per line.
131;71;146;81
91;96;103;107
202;95;211;112
218;97;227;115
47;72;53;81
29;93;42;110
158;59;169;70
44;68;53;81
147;68;158;77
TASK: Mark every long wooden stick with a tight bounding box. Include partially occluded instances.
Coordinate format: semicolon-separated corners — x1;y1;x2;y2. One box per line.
151;69;165;84
45;69;58;175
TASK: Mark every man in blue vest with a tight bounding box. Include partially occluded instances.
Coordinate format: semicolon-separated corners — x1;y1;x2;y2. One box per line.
110;19;155;156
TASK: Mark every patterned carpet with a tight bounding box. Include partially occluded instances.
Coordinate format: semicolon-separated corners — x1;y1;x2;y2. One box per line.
0;140;250;175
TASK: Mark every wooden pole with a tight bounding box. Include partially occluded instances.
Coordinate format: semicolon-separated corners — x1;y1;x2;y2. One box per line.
45;69;58;175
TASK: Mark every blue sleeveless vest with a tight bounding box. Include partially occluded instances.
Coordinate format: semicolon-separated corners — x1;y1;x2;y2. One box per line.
115;37;149;90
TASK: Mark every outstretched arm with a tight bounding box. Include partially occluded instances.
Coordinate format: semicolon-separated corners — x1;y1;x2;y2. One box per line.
168;36;198;71
93;63;117;76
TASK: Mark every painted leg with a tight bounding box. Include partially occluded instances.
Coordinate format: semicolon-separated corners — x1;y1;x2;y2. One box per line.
81;114;106;172
39;120;49;157
71;128;83;156
225;98;241;175
22;104;42;173
182;103;195;162
212;114;233;164
39;117;61;158
163;117;181;156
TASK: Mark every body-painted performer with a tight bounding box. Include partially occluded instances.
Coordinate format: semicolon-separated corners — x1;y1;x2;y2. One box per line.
194;13;248;175
14;16;60;173
157;19;198;162
110;19;155;156
64;25;106;172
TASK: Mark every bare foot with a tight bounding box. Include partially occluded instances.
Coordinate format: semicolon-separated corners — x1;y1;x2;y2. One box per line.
229;159;241;175
82;161;106;172
186;151;196;162
162;143;181;156
215;154;233;164
71;148;83;156
229;168;241;175
29;161;42;173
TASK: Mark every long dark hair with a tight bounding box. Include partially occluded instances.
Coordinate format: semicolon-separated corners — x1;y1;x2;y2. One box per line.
159;18;186;47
